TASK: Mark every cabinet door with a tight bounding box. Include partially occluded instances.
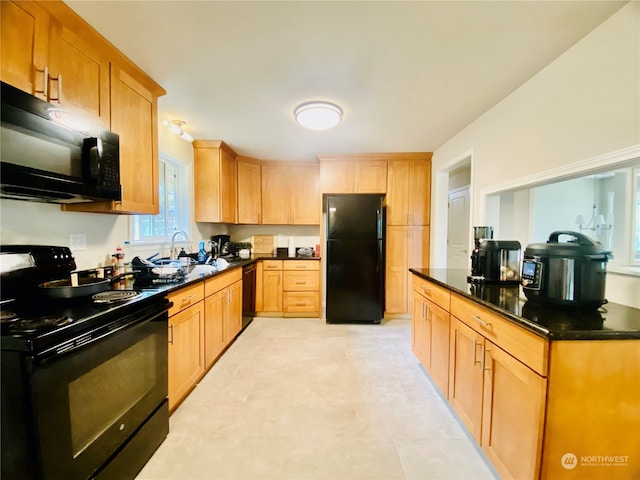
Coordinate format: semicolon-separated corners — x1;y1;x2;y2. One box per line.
110;66;159;213
408;159;431;225
385;226;408;313
204;290;225;370
168;302;205;412
262;270;283;312
448;317;484;443
48;20;110;127
0;0;49;98
427;300;450;398
261;165;290;224
290;164;320;224
386;160;410;225
224;281;243;343
356;160;387;193
320;161;354;193
220;148;237;223
237;160;262;224
481;341;546;480
412;291;429;368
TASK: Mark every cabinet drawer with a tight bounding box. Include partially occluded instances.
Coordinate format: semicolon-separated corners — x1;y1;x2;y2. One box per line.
412;275;450;311
168;282;205;317
284;291;320;313
283;260;320;271
262;260;283;270
283;271;320;291
451;293;548;376
204;268;242;297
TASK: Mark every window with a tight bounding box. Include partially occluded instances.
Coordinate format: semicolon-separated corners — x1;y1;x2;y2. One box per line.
633;168;640;264
131;154;190;244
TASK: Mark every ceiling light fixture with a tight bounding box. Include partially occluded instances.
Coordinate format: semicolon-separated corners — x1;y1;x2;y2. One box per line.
162;119;194;142
294;101;342;130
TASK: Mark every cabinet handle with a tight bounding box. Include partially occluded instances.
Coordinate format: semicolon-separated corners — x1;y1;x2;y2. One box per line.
41;66;49;98
473;340;482;366
481;345;490;372
296;281;306;285
168;324;174;345
296;302;305;306
421;286;431;296
181;294;196;306
471;314;491;329
422;303;426;320
57;74;62;102
295;265;306;269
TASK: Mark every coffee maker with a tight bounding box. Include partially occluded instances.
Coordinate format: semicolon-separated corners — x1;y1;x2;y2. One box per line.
210;234;231;258
469;226;521;284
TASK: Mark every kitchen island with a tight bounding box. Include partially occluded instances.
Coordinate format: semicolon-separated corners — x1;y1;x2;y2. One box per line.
409;268;639;480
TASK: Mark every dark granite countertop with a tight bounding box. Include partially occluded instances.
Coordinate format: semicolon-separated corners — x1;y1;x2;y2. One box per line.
140;255;321;296
409;268;640;341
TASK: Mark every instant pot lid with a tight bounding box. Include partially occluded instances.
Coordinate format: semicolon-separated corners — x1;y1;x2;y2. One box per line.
524;230;613;259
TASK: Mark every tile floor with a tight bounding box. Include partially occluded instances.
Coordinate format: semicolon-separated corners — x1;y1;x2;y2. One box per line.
137;317;498;480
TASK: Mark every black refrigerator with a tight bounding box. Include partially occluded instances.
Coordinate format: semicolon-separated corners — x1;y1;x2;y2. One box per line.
325;194;384;324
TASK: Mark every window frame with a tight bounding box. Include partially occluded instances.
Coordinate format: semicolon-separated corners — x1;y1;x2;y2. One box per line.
129;152;191;246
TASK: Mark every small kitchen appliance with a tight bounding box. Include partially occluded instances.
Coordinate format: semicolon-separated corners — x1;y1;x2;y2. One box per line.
1;81;121;204
468;226;521;284
521;231;612;309
211;234;231;258
470;226;493;278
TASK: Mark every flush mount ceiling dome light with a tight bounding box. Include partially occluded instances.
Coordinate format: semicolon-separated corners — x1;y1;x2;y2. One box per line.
294;101;343;130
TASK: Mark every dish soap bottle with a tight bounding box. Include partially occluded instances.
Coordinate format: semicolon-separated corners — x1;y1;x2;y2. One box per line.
197;241;207;264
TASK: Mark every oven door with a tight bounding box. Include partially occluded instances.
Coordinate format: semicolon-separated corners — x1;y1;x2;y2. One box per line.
29;304;168;480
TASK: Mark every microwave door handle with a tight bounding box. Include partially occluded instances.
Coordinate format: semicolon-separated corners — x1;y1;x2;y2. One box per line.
83;138;103;183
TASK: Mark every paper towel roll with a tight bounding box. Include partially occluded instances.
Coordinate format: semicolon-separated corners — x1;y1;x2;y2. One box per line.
288;237;295;257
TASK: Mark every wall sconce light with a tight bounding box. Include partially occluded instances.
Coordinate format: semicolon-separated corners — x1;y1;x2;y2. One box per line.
162;119;193;142
294;101;342;130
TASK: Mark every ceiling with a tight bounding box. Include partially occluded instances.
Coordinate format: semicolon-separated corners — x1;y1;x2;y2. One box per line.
65;1;627;162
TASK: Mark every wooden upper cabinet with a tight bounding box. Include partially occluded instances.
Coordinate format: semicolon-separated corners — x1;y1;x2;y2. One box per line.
320;160;354;193
261;162;320;225
48;20;111;128
64;66;162;214
236;157;262;224
386;154;432;225
261;164;291;225
291;164;320;224
319;156;387;194
193;140;238;223
0;1;50;98
355;160;387;193
1;1;110;128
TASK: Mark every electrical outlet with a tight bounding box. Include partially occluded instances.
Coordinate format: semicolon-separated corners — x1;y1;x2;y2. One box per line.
69;234;87;251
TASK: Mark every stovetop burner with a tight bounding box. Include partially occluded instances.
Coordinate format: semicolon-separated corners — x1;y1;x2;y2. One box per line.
0;310;18;324
8;315;73;333
92;290;141;304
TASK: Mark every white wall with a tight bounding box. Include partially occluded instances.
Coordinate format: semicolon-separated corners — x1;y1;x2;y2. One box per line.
0;125;208;269
431;2;640;307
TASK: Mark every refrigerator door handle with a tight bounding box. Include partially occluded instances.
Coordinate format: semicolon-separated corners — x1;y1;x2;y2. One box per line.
376;209;382;239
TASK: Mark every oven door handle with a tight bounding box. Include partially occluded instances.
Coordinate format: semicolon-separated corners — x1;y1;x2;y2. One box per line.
34;301;170;368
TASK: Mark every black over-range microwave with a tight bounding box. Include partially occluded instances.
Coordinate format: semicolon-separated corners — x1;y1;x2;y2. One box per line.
0;81;121;203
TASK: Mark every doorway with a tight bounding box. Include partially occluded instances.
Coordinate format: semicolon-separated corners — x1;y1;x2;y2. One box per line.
447;187;470;269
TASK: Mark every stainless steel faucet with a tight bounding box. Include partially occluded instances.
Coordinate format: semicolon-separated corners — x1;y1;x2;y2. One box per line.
170;230;192;260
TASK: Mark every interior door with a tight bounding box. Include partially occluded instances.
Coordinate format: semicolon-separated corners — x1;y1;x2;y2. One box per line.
447;187;470;269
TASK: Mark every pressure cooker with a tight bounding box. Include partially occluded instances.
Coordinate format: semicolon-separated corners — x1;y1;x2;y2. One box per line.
521;231;612;309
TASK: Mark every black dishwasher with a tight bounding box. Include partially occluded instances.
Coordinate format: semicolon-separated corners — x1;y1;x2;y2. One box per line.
242;263;256;330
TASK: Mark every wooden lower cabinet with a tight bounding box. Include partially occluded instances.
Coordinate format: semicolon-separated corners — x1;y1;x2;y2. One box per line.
257;260;320;316
204;270;242;368
448;317;485;442
168;301;205;412
412;289;450;397
482;340;546;480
